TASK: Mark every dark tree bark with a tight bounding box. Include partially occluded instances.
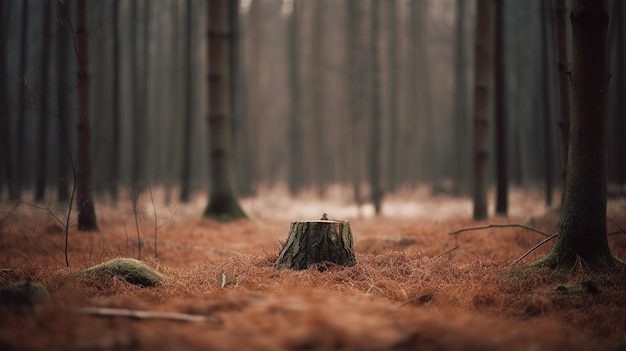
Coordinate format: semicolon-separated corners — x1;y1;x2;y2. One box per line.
609;0;625;186
0;0;11;200
76;0;98;231
204;0;247;221
541;4;554;207
533;0;617;269
552;0;571;200
57;0;72;203
472;0;495;221
369;0;383;214
15;1;29;199
494;0;508;216
275;219;357;270
35;0;53;202
108;0;120;204
180;0;193;203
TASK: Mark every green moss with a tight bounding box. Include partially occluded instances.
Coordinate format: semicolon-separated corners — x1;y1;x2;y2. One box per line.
75;258;164;287
0;280;49;306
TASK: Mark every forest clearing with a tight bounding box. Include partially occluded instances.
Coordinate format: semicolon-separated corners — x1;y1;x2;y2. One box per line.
1;189;625;351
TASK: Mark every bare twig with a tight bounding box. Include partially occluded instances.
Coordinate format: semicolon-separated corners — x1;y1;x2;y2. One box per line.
431;245;459;260
449;224;550;237
511;233;559;266
147;180;157;258
130;184;141;260
78;307;221;324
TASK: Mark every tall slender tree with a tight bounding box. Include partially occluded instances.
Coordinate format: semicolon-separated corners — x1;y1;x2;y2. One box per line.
287;0;302;196
472;0;495;221
109;0;121;203
35;0;53;202
453;0;470;196
180;0;193;203
76;0;98;231
0;1;11;200
494;0;508;216
552;0;571;201
204;0;247;221
541;3;554;207
533;0;618;269
57;0;72;203
15;1;29;199
369;0;383;214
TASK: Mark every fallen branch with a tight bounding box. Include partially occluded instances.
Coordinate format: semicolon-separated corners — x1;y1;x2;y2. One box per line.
511;233;559;266
78;307;221;324
449;224;549;237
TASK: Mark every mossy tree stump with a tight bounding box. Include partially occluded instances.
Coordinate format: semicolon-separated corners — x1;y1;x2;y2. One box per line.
275;217;356;270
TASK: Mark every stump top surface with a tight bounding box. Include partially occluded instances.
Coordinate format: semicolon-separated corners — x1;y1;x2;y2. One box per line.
294;219;349;224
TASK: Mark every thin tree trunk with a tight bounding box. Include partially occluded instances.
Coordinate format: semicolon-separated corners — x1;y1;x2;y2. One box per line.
472;0;495;221
57;0;72;203
311;1;326;197
453;0;469;196
387;0;399;193
534;0;616;269
494;0;508;216
287;0;302;196
369;0;383;214
0;1;11;200
15;1;29;199
552;0;571;202
35;0;52;202
541;4;554;207
109;0;120;203
180;0;193;203
204;0;246;221
76;0;98;231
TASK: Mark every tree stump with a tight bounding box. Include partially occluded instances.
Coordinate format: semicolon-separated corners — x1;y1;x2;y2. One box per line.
275;216;357;270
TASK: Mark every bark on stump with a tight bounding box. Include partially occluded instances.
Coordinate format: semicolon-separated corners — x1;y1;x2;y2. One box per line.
275;219;357;270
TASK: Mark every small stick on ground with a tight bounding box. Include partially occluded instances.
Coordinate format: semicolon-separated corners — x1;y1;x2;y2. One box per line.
449;224;550;237
511;233;559;266
78;307;221;324
431;245;459;260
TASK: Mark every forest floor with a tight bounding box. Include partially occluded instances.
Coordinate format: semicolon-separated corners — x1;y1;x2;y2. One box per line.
1;187;626;351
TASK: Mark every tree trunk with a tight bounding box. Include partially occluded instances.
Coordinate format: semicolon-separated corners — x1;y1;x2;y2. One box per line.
109;0;120;204
57;0;72;203
204;0;247;221
386;0;399;193
287;0;302;196
552;0;571;202
541;4;554;207
369;0;383;214
35;0;52;202
453;0;470;196
472;0;495;221
15;1;29;199
275;218;357;270
494;0;508;216
76;0;98;231
0;0;10;200
180;0;193;203
533;0;616;269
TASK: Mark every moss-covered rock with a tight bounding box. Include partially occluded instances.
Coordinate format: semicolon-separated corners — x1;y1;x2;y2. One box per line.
75;258;164;287
0;280;49;306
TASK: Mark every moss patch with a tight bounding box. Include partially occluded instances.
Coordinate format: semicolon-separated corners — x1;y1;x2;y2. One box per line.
75;258;164;287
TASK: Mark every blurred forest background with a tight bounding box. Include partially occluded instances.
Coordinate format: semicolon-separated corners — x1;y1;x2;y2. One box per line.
0;0;624;214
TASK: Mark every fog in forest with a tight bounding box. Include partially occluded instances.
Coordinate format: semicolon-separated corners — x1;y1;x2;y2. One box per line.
0;0;625;217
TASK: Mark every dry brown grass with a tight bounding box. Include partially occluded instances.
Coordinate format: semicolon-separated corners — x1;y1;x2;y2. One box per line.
1;190;625;350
